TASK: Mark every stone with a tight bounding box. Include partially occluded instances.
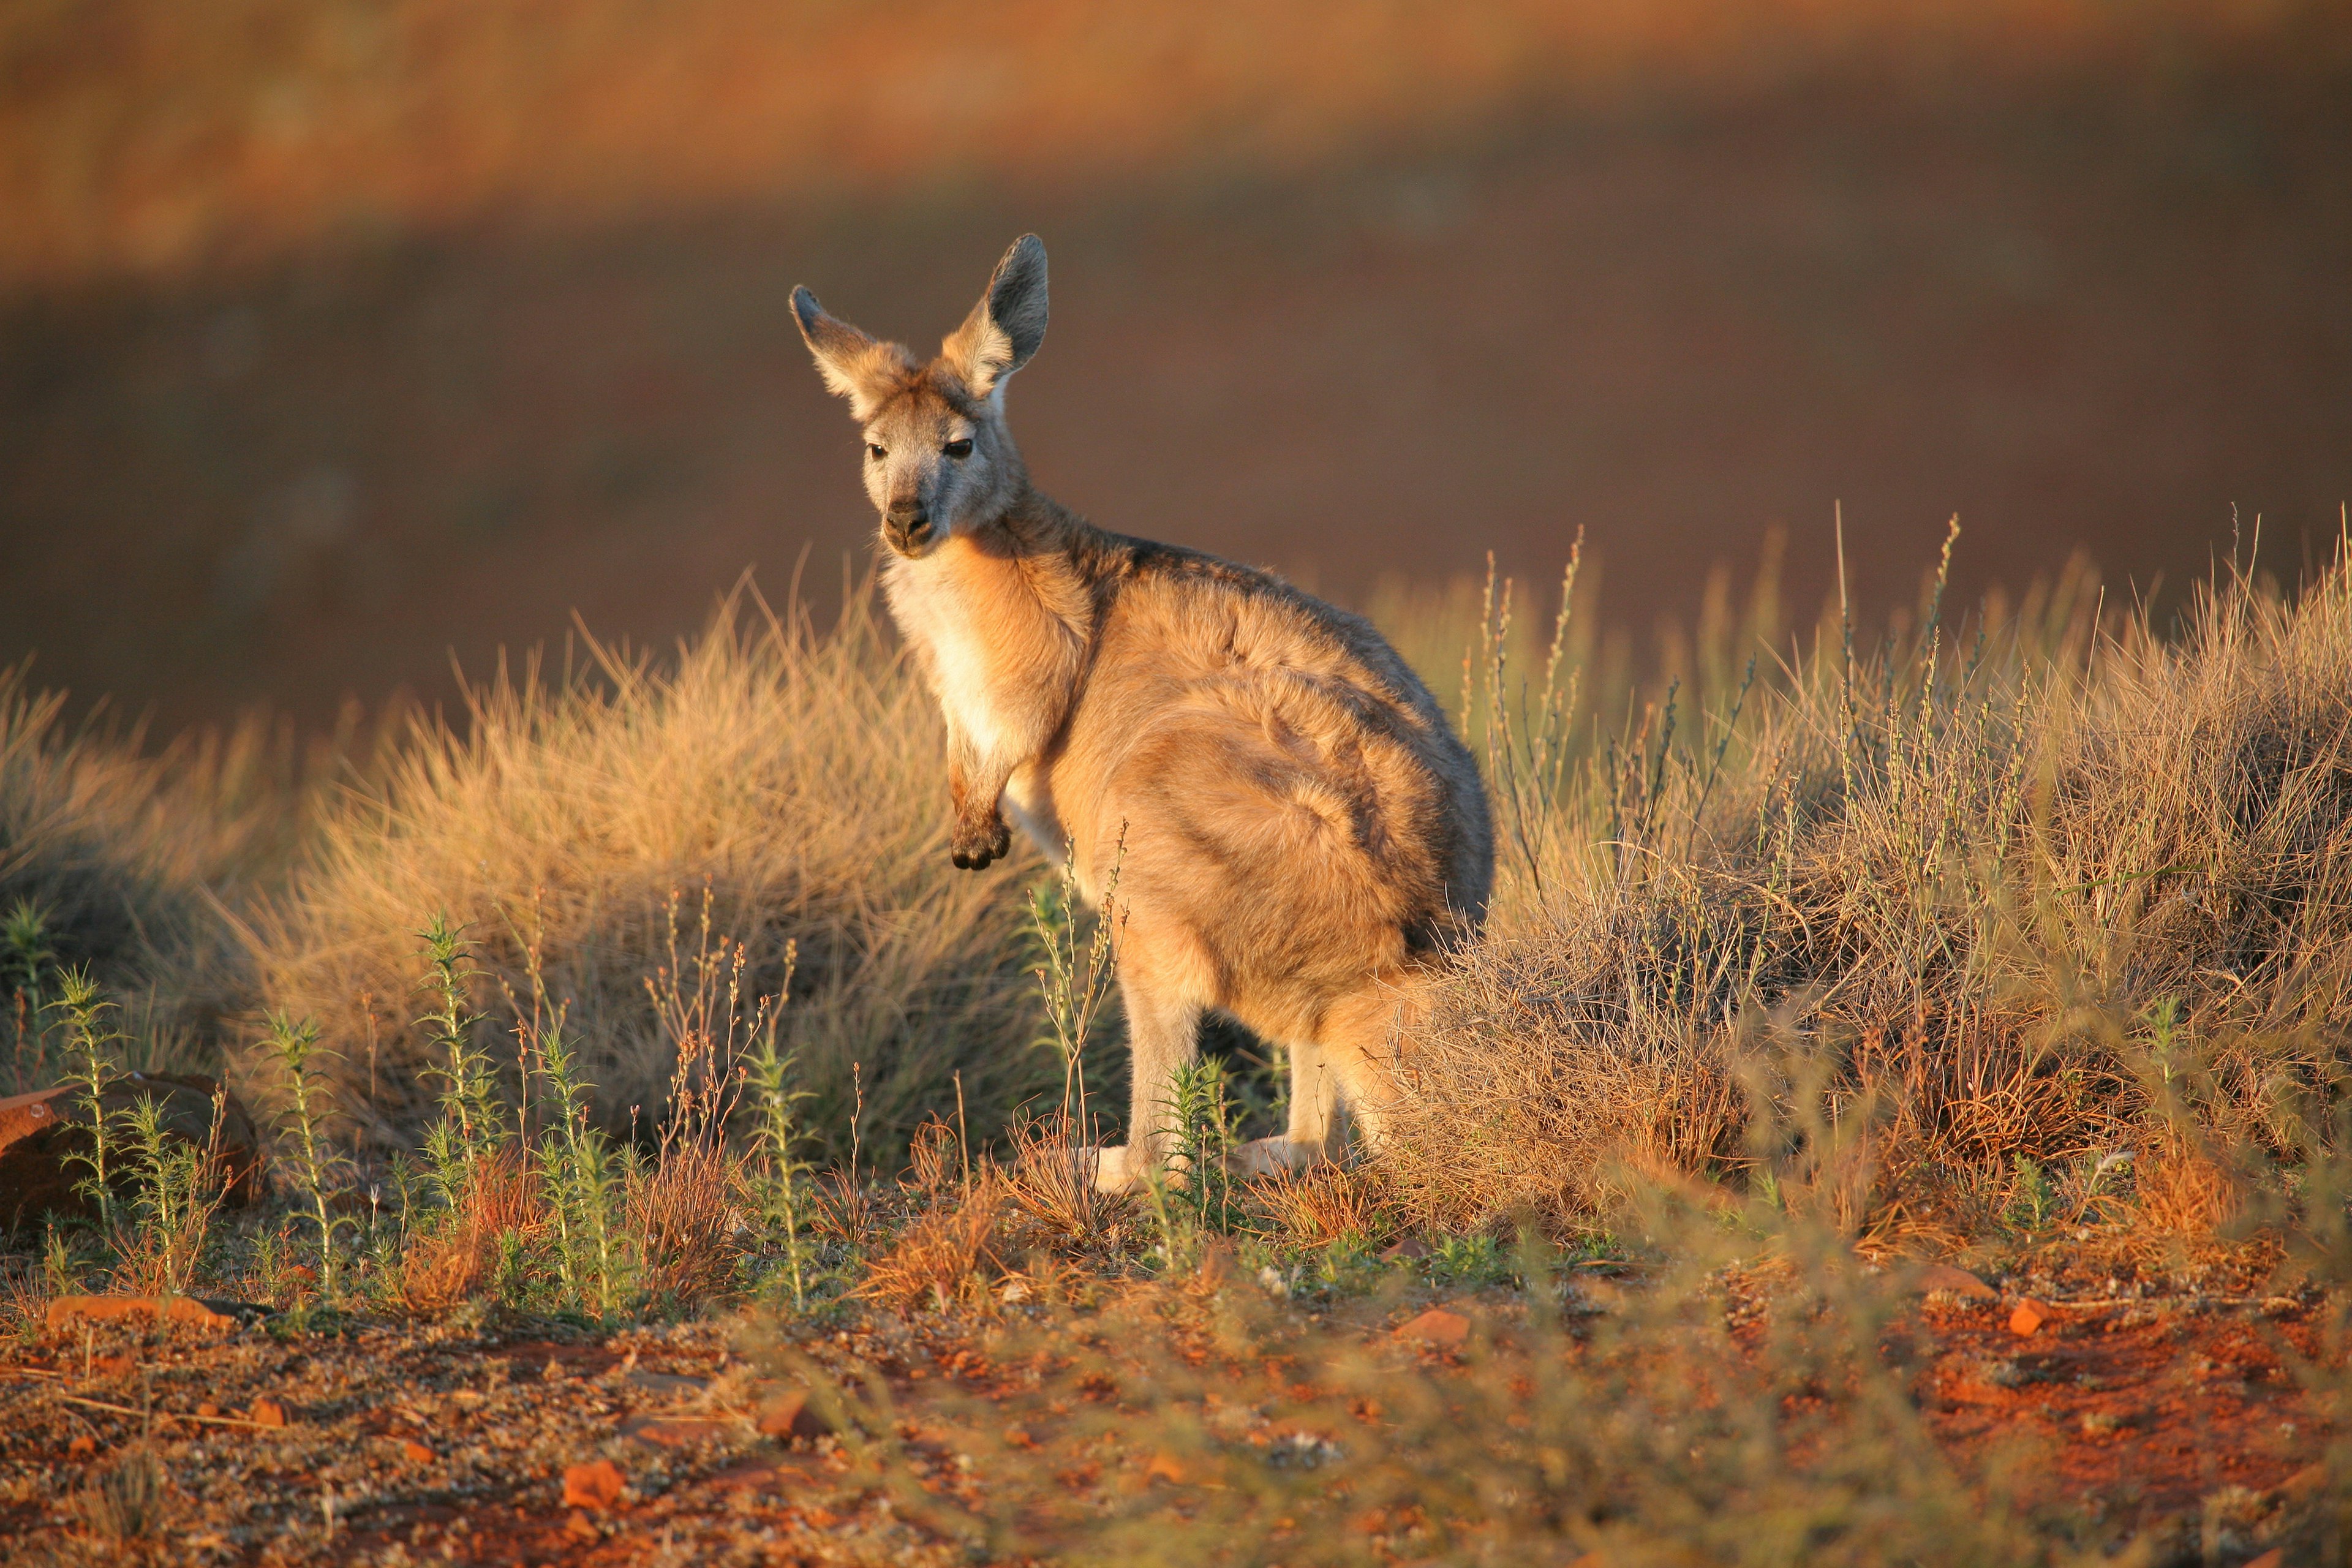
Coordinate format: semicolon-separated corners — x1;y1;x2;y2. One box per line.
619;1415;733;1449
1381;1235;1430;1262
2008;1298;2052;1337
754;1389;831;1440
1144;1450;1189;1485
1393;1308;1471;1348
66;1435;96;1460
248;1398;288;1428
564;1459;627;1510
0;1074;265;1231
402;1439;434;1463
1905;1263;1997;1301
195;1402;221;1418
46;1295;259;1333
2241;1552;2284;1568
564;1510;600;1543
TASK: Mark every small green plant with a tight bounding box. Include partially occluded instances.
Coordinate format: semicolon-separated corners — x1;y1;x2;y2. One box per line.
2;897;58;1091
1030;842;1125;1122
532;1011;633;1321
744;1005;818;1311
1424;1232;1517;1289
2007;1153;2056;1234
1141;1058;1242;1270
52;968;124;1229
115;1087;228;1297
260;1012;358;1301
416;914;505;1163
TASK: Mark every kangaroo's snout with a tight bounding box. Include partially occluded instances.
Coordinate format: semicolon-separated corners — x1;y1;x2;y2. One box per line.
884;505;934;554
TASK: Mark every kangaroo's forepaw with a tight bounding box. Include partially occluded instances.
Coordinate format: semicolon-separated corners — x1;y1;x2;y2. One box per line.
950;815;1012;871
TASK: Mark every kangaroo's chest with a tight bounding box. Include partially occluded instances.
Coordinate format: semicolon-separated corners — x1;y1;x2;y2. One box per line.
886;559;1023;762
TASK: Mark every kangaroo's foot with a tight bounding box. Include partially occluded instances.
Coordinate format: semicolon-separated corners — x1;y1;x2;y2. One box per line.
950;810;1013;870
1229;1136;1331;1178
1090;1144;1194;1194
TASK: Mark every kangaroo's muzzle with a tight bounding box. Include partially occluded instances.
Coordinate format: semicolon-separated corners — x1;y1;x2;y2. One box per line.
884;507;935;554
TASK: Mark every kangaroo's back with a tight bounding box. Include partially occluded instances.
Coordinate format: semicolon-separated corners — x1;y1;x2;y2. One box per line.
793;235;1494;1189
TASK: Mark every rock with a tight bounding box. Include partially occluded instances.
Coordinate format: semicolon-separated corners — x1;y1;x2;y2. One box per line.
2241;1552;2285;1568
1904;1263;1997;1301
755;1389;832;1440
195;1402;221;1418
1381;1235;1430;1262
1393;1308;1471;1348
564;1459;627;1510
46;1295;262;1332
248;1398;288;1428
0;1074;265;1231
402;1439;434;1463
2008;1298;2052;1337
619;1415;733;1449
1144;1450;1190;1485
564;1510;601;1542
66;1435;96;1460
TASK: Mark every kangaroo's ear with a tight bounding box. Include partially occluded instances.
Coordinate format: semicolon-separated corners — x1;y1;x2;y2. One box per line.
793;287;907;420
941;235;1048;399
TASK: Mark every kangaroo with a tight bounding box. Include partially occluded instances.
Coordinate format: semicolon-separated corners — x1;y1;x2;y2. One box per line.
793;235;1493;1189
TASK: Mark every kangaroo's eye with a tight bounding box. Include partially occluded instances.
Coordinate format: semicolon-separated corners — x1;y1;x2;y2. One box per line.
867;443;888;461
943;438;973;459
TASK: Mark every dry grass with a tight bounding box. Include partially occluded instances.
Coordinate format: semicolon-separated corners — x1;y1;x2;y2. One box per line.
0;665;306;1085
1384;540;2352;1238
238;581;1051;1164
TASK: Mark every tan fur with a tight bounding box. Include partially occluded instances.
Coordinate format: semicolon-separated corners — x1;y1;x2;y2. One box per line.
794;236;1493;1187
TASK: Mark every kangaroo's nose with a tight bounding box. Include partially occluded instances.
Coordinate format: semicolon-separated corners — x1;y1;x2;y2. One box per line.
886;505;933;550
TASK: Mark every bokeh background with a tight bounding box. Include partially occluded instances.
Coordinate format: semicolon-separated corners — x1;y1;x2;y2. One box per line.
4;0;2348;734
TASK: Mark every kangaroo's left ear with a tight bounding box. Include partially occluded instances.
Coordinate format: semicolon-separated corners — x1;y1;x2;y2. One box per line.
941;235;1048;399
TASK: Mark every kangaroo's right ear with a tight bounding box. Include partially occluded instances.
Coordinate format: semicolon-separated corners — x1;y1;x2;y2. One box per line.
793;287;907;420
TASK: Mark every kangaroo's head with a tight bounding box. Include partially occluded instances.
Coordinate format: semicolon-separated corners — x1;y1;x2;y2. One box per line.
792;235;1049;559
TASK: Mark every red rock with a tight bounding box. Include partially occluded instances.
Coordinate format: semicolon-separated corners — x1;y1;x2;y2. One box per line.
1144;1450;1189;1485
1393;1308;1471;1347
66;1435;96;1460
0;1074;264;1231
248;1398;288;1428
195;1402;221;1418
565;1459;627;1510
1907;1263;1997;1301
755;1389;831;1440
402;1439;434;1463
619;1415;733;1449
47;1295;253;1332
2007;1298;2052;1337
564;1510;601;1542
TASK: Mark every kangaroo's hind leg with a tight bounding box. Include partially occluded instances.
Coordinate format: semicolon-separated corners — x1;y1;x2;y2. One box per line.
1091;941;1205;1194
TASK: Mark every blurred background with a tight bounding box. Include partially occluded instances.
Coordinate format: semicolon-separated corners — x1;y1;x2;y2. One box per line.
3;0;2348;734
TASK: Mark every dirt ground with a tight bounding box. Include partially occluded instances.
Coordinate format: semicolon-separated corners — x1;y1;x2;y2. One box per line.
0;1246;2332;1566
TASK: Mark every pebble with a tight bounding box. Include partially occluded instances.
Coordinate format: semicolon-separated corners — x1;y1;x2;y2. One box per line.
564;1459;627;1510
2008;1298;2053;1337
755;1389;831;1439
248;1398;289;1428
1393;1308;1471;1347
